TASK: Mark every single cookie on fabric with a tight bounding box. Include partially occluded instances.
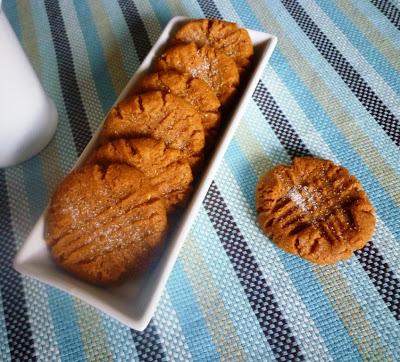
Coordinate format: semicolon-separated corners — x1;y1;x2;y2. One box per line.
137;71;221;142
99;91;205;170
156;42;239;105
173;19;253;72
256;157;376;265
90;138;193;212
45;164;168;285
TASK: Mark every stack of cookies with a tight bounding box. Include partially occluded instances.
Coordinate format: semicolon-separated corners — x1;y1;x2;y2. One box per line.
45;19;254;285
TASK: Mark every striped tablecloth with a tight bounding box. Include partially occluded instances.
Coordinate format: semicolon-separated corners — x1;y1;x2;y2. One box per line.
1;0;400;361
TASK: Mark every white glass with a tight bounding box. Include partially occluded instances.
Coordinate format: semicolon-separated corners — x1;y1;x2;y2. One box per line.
0;5;57;167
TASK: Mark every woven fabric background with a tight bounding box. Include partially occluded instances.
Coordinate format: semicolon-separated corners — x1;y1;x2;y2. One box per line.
1;0;400;361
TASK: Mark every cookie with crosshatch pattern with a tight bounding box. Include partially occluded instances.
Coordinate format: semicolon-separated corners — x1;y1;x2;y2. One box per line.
156;42;239;105
256;157;376;264
45;164;168;285
172;18;253;73
90;137;193;212
99;90;205;171
137;71;221;142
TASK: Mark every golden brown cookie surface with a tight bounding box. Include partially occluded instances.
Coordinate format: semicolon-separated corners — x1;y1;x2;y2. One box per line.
173;19;253;72
45;164;167;285
156;42;239;105
90;138;193;211
138;71;221;142
256;157;376;264
99;91;205;169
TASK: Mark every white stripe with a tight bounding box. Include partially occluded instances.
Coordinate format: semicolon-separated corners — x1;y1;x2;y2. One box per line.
101;315;139;361
100;0;140;76
153;291;192;361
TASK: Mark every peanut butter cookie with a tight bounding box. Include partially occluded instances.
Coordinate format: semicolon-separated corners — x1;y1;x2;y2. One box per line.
45;164;168;285
99;91;205;170
173;19;253;72
256;157;376;264
138;71;221;142
90;138;193;211
157;42;239;105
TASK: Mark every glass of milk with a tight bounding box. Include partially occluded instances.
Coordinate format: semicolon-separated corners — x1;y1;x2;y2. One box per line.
0;4;58;168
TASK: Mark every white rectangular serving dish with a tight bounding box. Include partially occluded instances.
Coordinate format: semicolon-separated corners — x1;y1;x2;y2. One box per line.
14;16;277;331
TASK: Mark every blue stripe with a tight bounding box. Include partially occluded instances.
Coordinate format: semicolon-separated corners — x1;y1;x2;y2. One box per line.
315;0;400;97
2;0;22;38
22;158;48;221
46;288;86;361
149;0;172;27
177;0;204;17
101;316;138;361
73;0;116;112
99;0;139;76
167;259;220;361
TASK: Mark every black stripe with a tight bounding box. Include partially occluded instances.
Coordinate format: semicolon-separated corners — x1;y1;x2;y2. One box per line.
204;182;304;361
117;0;152;62
281;0;400;147
131;320;166;361
253;81;311;157
371;0;400;31
252;79;400;321
0;171;37;361
44;0;92;155
197;0;223;19
355;242;400;320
